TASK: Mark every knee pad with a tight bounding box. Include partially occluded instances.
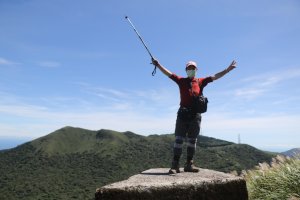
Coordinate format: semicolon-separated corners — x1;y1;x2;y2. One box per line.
174;136;184;148
187;137;197;148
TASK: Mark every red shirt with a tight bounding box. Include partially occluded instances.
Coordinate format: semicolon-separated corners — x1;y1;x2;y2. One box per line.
170;74;213;107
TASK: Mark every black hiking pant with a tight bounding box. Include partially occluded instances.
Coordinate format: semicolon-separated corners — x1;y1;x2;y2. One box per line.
173;107;201;163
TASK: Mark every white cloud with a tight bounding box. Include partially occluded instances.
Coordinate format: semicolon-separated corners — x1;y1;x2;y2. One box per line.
1;72;300;151
0;57;18;65
78;83;179;111
1;90;300;147
37;61;61;68
234;88;266;100
0;103;175;138
233;67;300;100
80;85;129;102
204;113;300;135
200;112;300;151
3;103;299;151
0;88;178;138
0;104;48;118
262;144;298;149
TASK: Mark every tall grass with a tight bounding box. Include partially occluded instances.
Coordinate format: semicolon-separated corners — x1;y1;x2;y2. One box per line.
243;155;300;200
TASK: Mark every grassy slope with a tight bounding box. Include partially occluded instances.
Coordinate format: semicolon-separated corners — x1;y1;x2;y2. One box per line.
0;126;275;200
244;155;300;200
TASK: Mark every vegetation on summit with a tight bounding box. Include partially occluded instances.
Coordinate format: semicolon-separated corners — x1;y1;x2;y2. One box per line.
244;155;300;200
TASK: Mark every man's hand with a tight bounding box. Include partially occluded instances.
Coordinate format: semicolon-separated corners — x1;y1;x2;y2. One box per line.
227;60;237;72
212;60;237;81
151;58;159;66
150;58;172;77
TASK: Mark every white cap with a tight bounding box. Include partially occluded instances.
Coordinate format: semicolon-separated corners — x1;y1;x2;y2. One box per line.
185;61;197;69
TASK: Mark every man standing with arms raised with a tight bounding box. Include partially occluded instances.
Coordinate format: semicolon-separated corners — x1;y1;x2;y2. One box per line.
151;58;237;174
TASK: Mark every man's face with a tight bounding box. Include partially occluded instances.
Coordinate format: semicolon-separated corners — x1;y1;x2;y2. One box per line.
186;65;197;78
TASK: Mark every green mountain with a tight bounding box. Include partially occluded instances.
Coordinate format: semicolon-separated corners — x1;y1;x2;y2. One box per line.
281;148;300;158
0;126;275;200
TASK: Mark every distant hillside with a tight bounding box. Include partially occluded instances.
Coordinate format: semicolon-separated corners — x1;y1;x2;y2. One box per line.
0;126;275;200
281;148;300;157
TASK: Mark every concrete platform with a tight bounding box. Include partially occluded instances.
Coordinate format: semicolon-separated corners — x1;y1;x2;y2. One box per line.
95;168;248;200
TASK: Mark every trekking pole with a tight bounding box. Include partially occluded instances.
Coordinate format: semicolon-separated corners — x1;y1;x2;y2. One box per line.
125;16;157;76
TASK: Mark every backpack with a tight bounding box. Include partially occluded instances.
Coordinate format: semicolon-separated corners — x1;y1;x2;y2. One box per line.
191;79;208;113
192;95;208;113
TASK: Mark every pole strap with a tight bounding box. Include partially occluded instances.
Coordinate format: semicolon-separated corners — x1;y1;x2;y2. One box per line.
152;65;157;76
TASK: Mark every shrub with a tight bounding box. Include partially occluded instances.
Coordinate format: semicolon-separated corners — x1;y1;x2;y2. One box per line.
243;155;300;200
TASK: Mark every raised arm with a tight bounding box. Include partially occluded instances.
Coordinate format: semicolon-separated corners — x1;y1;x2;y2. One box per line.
151;58;172;77
211;60;237;81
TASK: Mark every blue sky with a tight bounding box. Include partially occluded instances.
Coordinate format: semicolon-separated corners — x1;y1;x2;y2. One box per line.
0;0;299;152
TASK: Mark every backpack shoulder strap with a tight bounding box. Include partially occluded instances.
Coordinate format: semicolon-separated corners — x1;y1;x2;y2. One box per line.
197;78;204;96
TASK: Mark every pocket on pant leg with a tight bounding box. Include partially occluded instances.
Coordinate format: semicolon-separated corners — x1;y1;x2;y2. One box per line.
187;117;201;138
175;118;188;137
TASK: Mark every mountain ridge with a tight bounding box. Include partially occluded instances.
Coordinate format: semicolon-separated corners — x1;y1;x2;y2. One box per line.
0;126;276;200
281;148;300;157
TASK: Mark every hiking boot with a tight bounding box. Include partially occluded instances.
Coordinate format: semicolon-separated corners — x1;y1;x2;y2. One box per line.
184;160;199;173
168;160;180;174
